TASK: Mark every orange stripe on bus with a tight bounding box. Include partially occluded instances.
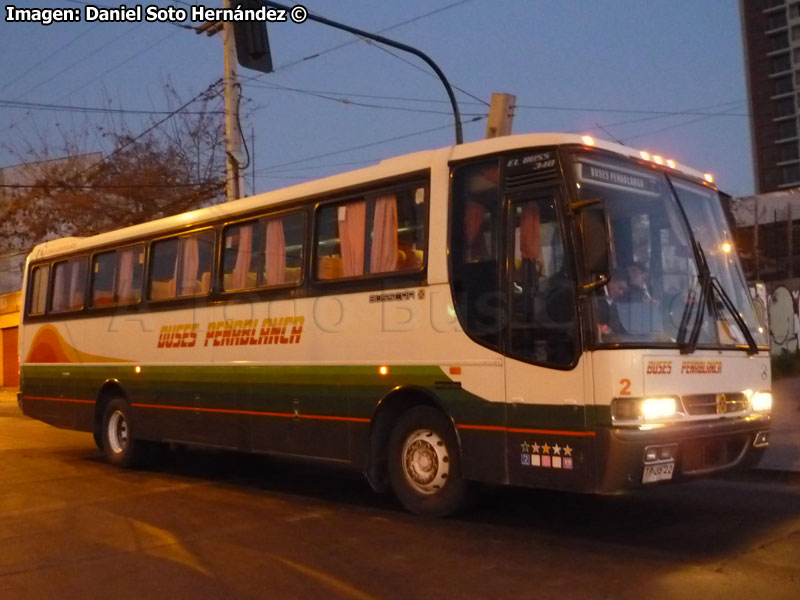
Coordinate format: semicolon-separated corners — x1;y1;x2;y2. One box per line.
132;403;369;423
24;396;95;404
459;424;596;437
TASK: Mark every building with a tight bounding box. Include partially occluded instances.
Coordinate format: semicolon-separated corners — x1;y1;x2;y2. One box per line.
729;189;800;279
0;291;20;387
741;0;800;192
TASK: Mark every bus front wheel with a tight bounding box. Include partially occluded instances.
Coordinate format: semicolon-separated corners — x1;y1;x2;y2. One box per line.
387;406;468;516
102;398;145;468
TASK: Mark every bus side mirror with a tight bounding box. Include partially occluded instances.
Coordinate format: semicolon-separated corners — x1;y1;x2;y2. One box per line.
573;199;611;293
233;0;273;73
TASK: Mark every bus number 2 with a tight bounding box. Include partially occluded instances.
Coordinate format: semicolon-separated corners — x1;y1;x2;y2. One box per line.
619;378;632;396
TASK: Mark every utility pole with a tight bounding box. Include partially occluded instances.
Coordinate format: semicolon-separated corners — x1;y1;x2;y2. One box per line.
222;0;245;201
485;93;516;139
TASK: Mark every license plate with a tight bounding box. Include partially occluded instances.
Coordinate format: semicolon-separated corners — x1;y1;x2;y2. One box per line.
642;461;675;484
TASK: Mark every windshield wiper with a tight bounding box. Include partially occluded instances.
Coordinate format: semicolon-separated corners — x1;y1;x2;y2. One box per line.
709;275;759;355
678;240;713;355
677;242;759;355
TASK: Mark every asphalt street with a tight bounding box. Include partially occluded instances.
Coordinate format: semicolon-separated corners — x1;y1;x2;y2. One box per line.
0;386;799;600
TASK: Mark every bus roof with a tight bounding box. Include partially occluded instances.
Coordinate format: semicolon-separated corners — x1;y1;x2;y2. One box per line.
27;133;713;261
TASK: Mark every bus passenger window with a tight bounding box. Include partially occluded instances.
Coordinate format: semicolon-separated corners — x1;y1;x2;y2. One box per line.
368;186;426;274
51;258;88;313
150;232;214;300
28;265;49;315
149;238;179;300
91;252;116;307
223;221;263;291
262;213;304;286
177;231;214;296
92;246;145;307
116;245;144;305
317;200;366;280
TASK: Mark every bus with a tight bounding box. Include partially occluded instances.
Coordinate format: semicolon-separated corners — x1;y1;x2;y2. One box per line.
18;133;772;516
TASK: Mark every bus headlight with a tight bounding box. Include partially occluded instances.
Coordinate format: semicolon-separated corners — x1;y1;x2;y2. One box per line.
641;397;677;421
612;397;680;423
751;391;772;413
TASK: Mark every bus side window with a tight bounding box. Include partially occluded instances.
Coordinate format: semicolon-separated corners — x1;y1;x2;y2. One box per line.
316;200;367;280
177;231;214;296
222;220;263;291
262;212;304;286
91;252;116;307
92;245;145;307
367;186;426;274
149;238;179;300
116;245;144;305
28;265;50;316
51;258;88;313
149;231;214;300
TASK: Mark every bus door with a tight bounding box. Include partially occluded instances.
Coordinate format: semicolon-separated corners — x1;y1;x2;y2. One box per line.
502;182;588;490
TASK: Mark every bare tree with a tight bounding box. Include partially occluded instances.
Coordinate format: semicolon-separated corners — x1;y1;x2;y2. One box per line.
0;81;227;252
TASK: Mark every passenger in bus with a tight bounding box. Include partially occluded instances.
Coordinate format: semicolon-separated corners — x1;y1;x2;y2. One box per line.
597;269;629;336
626;261;654;304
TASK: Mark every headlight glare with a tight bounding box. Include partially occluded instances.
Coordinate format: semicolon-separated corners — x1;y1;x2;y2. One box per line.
751;391;772;413
641;397;677;421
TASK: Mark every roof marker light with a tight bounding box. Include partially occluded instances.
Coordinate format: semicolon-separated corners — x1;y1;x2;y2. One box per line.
666;159;676;169
704;173;714;184
652;155;664;165
581;135;596;146
640;151;651;161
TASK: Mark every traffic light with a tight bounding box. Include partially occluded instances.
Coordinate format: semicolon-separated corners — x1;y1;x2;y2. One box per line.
233;0;273;74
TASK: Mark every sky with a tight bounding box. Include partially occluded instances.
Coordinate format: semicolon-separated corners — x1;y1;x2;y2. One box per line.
0;1;755;198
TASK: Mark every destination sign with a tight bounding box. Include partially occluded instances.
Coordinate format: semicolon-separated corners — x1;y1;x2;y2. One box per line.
578;162;660;194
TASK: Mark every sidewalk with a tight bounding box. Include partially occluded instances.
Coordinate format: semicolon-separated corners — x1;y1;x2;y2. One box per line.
2;383;798;472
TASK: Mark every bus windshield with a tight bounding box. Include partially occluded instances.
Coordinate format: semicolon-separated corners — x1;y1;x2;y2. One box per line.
572;155;766;349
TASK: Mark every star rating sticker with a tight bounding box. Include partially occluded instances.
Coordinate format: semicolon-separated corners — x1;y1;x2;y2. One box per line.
521;441;530;453
553;443;561;456
531;442;540;454
542;443;551;455
564;445;573;457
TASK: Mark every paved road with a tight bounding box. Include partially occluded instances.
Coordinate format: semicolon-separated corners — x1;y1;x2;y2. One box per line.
1;391;799;600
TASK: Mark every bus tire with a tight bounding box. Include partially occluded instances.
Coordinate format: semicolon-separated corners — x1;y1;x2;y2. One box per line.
387;406;468;517
102;397;145;468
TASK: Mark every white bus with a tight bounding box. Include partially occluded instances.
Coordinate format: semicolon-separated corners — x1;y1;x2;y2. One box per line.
18;133;772;516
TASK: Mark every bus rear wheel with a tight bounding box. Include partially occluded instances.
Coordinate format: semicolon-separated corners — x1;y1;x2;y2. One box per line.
102;397;145;468
387;406;468;517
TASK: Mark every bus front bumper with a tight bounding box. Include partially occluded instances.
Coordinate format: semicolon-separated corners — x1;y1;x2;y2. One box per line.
595;414;771;493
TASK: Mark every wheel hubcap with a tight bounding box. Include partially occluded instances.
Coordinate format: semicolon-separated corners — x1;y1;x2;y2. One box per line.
402;429;450;495
107;410;128;455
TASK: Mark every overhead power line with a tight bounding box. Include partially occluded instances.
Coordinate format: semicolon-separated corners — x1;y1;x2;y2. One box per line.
255;115;486;175
0;23;102;93
0;98;224;116
245;80;487;117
